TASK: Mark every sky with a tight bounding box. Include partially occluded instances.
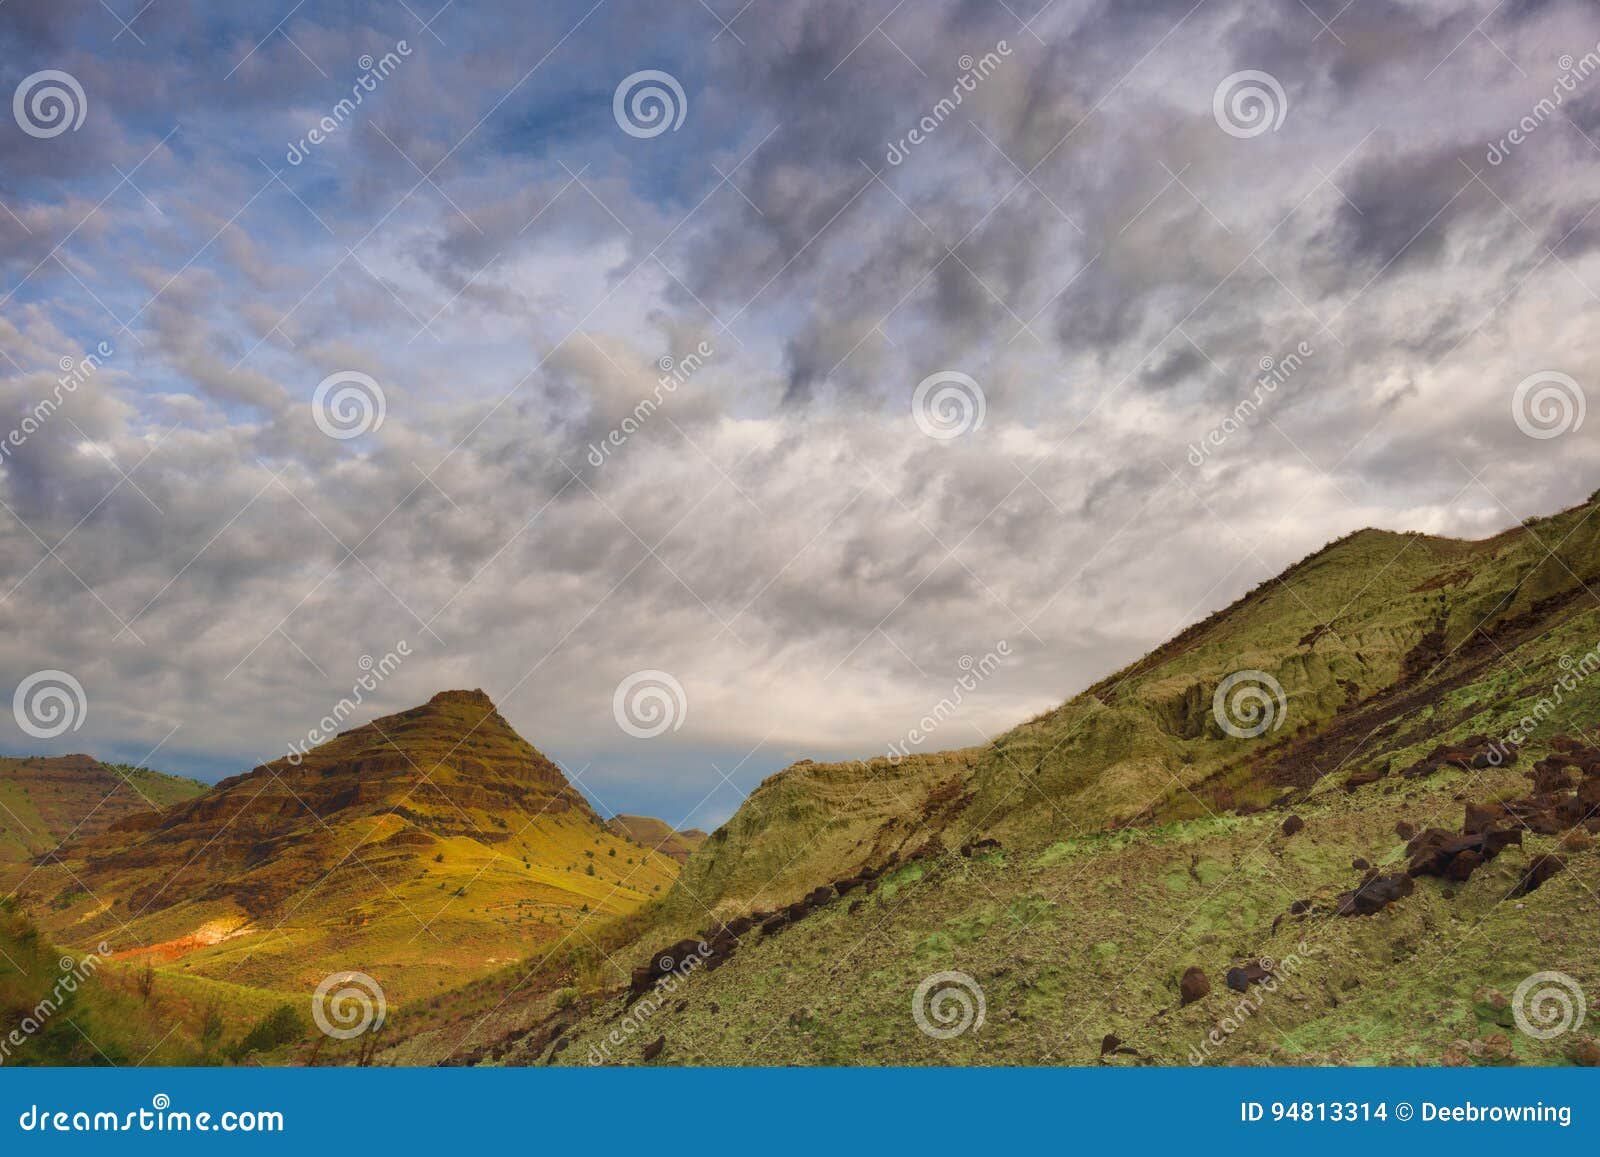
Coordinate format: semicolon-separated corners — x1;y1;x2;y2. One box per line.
2;0;1599;830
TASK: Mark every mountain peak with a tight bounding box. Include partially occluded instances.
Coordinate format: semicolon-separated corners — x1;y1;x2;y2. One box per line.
425;688;498;711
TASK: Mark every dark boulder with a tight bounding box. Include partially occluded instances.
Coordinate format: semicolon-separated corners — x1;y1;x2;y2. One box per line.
641;1035;665;1062
1225;962;1271;992
1281;815;1305;837
1336;872;1413;916
1444;849;1483;882
1179;966;1211;1006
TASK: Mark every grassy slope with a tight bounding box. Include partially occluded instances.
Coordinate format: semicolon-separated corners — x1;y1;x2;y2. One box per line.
0;755;207;864
0;899;208;1065
390;492;1600;1066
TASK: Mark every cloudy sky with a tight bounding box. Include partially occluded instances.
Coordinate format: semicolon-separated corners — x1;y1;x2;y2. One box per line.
2;0;1598;828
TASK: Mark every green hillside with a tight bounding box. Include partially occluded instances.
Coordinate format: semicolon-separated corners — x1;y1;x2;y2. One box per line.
381;491;1600;1067
0;755;207;864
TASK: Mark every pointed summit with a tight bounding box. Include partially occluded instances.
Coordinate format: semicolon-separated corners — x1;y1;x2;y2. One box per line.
47;689;604;922
425;687;498;711
23;690;678;1002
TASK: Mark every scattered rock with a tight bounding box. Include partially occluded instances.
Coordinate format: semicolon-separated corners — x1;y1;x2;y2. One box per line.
1281;815;1305;837
1179;966;1211;1006
960;838;1002;857
1444;849;1483;882
1352;857;1370;871
641;1035;665;1062
1336;872;1413;916
1569;1036;1600;1067
1396;820;1416;840
1225;962;1271;992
